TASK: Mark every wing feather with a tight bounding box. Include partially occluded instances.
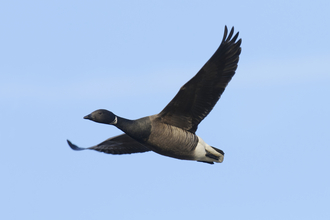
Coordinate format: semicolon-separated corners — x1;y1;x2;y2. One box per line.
67;134;150;155
157;26;241;133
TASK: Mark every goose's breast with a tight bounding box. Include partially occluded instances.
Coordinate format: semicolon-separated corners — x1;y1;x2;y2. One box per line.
146;123;198;159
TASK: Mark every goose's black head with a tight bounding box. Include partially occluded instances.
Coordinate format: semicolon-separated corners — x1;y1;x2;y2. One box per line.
84;109;117;125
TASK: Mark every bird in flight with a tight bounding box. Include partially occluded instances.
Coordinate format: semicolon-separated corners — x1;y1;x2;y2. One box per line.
67;26;241;164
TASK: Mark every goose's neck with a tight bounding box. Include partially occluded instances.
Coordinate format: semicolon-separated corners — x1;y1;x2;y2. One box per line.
113;116;134;130
113;116;151;142
109;116;118;125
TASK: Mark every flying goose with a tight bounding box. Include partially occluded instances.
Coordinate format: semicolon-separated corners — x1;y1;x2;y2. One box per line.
67;26;241;164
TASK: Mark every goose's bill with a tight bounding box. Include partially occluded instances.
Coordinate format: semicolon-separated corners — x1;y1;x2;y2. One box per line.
83;114;92;120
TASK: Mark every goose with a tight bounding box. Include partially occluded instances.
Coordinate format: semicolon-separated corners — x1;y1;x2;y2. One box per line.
67;26;241;164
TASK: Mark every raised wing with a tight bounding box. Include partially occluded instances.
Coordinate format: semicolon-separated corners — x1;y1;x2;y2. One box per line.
157;26;241;133
67;134;150;154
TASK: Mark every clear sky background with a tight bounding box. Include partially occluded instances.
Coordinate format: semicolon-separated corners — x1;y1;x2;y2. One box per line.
1;0;329;219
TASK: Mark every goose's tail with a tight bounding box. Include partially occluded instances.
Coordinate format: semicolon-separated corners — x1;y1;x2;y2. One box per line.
194;136;224;164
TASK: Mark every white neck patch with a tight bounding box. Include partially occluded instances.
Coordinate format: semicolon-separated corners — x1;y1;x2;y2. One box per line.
110;116;117;125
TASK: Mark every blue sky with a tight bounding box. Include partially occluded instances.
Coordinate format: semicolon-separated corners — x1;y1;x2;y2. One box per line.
1;0;330;219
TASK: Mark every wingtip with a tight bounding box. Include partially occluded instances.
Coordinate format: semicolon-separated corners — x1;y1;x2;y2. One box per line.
222;26;239;43
222;26;228;42
67;140;85;151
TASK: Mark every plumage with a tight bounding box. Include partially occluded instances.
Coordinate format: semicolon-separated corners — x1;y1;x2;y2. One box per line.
67;134;150;154
158;26;241;133
67;26;241;164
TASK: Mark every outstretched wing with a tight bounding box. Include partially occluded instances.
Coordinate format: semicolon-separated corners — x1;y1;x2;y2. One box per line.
157;26;241;133
67;134;151;154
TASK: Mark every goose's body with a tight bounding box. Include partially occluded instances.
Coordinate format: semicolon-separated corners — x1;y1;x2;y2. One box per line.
67;26;241;164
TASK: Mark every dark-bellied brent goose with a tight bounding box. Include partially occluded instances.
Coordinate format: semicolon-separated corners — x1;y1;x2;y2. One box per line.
67;26;241;164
